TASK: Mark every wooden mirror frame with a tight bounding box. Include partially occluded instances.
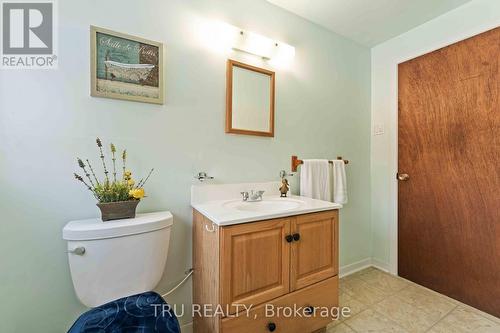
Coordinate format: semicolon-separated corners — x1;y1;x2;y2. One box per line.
226;60;275;137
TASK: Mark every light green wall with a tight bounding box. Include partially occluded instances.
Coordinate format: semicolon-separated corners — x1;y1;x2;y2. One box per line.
0;0;371;331
370;0;500;272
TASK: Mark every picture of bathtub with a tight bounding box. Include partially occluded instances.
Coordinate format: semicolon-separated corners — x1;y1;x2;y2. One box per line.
104;60;155;83
91;26;164;104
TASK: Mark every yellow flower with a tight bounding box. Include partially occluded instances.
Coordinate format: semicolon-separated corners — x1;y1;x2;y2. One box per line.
124;170;132;178
127;179;135;186
129;188;145;199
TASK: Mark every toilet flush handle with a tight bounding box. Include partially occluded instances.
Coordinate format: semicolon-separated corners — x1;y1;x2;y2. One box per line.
67;247;86;256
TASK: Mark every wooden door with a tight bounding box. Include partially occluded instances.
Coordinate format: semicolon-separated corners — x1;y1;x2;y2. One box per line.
291;211;338;291
220;218;291;314
398;27;500;316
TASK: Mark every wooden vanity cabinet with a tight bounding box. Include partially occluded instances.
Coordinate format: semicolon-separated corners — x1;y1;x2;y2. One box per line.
193;209;339;333
221;217;291;313
291;212;338;291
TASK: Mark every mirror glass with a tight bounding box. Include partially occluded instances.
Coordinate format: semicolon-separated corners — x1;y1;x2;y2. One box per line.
226;60;275;137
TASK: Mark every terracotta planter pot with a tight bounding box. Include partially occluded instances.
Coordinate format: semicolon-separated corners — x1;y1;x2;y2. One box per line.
96;200;140;221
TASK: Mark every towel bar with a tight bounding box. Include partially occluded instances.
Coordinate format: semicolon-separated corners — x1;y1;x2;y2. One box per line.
291;155;348;172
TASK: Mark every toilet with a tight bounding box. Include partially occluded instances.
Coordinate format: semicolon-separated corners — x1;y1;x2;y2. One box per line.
62;211;173;307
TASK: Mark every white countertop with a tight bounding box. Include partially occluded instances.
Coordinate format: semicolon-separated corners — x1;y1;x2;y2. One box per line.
192;194;341;226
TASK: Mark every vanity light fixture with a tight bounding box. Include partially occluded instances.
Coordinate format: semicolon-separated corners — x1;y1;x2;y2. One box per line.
233;30;276;60
232;27;295;66
201;20;295;67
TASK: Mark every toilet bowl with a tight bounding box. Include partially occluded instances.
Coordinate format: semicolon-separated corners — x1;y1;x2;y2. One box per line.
63;211;173;307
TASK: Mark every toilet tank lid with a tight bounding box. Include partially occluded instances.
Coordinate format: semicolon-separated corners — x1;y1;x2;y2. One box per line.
63;211;173;241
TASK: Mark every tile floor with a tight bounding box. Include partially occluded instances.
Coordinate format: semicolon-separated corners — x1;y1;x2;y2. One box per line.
327;267;500;333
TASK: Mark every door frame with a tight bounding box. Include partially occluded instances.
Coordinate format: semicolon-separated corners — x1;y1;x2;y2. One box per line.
380;24;500;275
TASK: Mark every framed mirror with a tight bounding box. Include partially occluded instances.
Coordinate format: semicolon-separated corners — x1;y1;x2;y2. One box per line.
226;60;275;137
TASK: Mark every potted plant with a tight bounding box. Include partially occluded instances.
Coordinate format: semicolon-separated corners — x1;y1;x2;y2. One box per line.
74;138;153;221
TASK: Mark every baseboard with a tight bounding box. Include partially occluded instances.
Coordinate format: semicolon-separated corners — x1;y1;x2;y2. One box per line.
339;257;392;278
181;321;193;333
371;258;390;272
339;258;372;277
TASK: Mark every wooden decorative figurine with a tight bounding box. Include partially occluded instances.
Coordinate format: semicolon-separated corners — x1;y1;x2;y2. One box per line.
279;178;289;197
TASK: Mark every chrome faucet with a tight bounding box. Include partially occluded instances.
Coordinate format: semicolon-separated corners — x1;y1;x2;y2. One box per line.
241;190;265;202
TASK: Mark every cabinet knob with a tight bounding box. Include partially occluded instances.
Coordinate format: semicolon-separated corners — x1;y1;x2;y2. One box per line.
293;233;300;241
285;235;293;243
267;322;277;332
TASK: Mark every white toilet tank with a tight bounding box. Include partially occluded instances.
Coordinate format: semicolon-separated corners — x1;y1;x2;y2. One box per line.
63;211;173;307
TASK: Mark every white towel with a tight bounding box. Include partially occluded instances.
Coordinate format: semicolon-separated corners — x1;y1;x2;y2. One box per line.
332;160;348;204
300;159;331;201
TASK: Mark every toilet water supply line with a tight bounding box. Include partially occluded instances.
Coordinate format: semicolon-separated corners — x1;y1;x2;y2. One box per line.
161;268;194;298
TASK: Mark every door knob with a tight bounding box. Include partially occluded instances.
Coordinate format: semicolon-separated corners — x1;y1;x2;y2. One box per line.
292;233;300;241
285;235;294;243
397;173;410;181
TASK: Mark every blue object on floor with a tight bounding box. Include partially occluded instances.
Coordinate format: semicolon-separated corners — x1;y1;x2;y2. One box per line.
68;291;180;333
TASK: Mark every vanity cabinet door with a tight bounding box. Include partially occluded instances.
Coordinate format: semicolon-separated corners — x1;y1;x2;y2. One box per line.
291;211;338;291
220;218;291;314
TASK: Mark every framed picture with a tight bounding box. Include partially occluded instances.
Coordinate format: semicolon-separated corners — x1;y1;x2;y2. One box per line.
90;26;164;104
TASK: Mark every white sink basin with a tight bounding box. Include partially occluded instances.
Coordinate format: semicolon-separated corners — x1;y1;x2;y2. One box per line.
223;198;303;213
191;182;342;226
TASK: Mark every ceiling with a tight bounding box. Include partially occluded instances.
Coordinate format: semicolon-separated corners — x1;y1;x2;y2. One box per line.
266;0;472;46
